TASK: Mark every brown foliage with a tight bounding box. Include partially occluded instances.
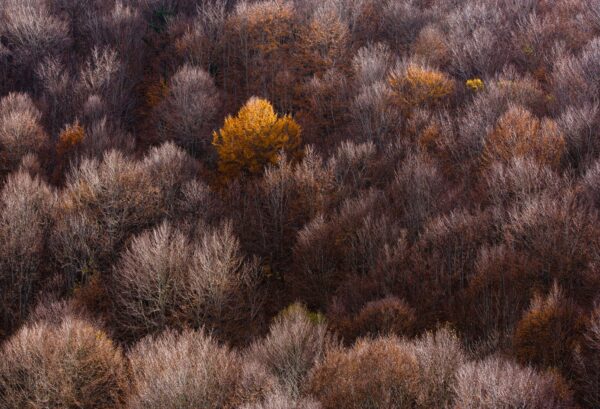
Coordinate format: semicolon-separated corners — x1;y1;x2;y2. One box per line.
482;105;565;170
221;0;300;110
57;120;85;156
513;284;585;371
308;336;419;409
341;296;416;340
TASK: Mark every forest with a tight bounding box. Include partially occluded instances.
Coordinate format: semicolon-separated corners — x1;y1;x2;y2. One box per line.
1;0;600;407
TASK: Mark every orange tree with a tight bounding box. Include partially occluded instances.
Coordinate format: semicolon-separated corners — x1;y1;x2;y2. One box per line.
482;105;565;170
213;97;301;179
388;63;455;115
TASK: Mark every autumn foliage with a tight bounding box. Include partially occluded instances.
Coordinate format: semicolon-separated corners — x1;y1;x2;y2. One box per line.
482;105;566;169
0;0;598;407
213;97;301;179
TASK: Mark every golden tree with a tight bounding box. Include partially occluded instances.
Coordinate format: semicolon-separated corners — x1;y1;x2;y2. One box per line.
213;97;301;179
388;63;455;114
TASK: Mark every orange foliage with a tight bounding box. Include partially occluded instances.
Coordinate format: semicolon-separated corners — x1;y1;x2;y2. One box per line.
213;97;301;179
309;337;418;409
57;120;85;156
513;284;585;371
482;105;565;169
388;64;455;114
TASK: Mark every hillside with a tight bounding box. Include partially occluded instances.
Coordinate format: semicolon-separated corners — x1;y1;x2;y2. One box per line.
1;0;599;408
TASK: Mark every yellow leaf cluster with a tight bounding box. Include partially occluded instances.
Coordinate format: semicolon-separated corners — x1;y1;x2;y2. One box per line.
466;78;485;92
213;97;301;179
388;64;455;112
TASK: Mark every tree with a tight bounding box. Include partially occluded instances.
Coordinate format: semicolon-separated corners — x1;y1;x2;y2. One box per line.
482;105;565;170
453;356;574;409
513;284;584;372
352;42;394;88
296;3;350;80
503;193;600;304
55;120;85;177
246;303;334;397
1;0;70;83
0;317;131;409
573;303;600;407
52;150;161;289
111;221;191;339
240;392;321;409
308;336;419;409
111;220;264;342
127;329;240;409
0;171;54;332
57;120;85;156
213;97;301;179
351;80;400;142
388;62;455;115
0;93;48;174
156;65;220;157
411;208;496;317
345;296;416;340
412;25;451;68
221;0;300;110
409;327;466;409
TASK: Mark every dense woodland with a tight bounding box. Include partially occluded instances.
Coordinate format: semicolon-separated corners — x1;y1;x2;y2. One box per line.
1;0;600;407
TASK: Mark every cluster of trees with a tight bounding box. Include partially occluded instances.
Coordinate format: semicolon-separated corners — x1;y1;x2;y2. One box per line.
1;0;600;407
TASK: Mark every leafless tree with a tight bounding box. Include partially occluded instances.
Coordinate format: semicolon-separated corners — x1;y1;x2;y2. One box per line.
0;93;48;174
453;356;574;409
0;316;131;409
1;0;70;82
128;328;240;409
0;170;55;329
155;64;220;157
112;221;191;338
246;303;335;397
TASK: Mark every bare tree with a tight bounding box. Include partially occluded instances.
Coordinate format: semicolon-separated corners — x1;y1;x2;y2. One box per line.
246;303;335;397
155;64;220;157
0;316;131;409
0;170;55;330
1;0;70;83
127;328;240;409
0;93;48;174
112;221;191;338
52;150;161;288
186;221;264;339
453;356;574;409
